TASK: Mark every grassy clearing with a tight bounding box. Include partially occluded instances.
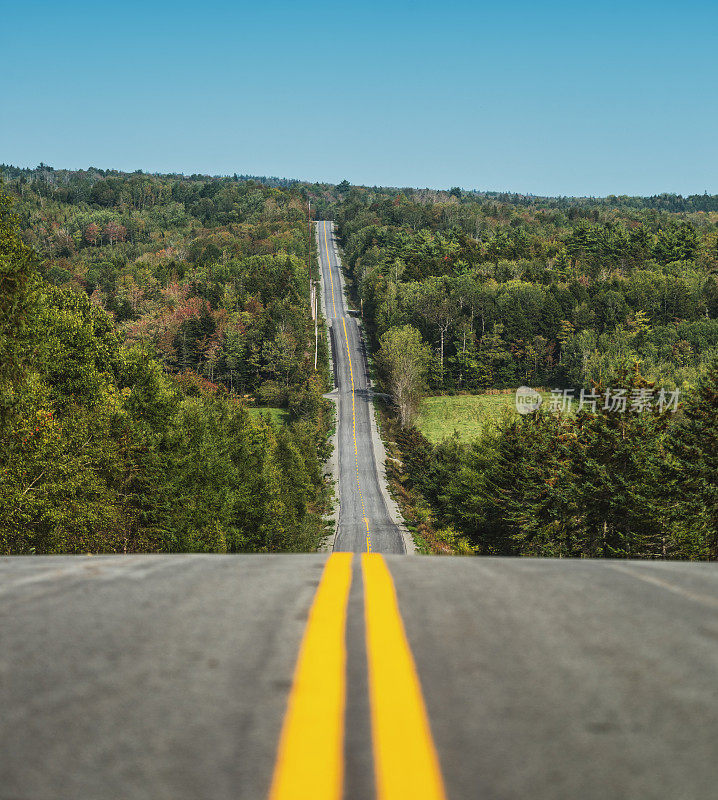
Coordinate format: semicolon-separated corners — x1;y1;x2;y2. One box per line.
416;393;574;443
246;407;290;425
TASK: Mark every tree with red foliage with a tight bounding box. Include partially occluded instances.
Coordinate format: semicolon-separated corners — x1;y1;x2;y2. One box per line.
84;223;100;246
104;221;126;246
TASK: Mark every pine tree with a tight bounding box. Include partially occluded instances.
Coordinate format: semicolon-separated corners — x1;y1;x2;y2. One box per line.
668;355;718;558
570;368;671;558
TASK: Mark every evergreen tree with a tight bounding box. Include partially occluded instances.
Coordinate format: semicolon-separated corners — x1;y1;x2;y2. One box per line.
668;355;718;558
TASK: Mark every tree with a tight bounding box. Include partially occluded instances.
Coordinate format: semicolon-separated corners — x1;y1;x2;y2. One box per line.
569;369;672;558
405;277;456;386
668;355;718;558
378;325;431;428
83;222;100;246
104;220;126;246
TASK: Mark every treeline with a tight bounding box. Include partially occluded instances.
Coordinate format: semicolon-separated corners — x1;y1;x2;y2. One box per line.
332;189;718;392
463;190;718;214
0;170;331;555
0;163;309;192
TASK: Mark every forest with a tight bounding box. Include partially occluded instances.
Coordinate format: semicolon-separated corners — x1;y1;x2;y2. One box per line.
330;188;718;392
327;186;717;559
1;166;716;559
0;165;332;554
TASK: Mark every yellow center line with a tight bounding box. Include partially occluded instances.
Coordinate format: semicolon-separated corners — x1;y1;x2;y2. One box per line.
322;221;371;552
324;219;338;320
268;552;353;800
362;553;448;800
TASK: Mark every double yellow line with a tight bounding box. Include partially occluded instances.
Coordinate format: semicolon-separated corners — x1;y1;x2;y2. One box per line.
269;553;447;800
322;221;371;552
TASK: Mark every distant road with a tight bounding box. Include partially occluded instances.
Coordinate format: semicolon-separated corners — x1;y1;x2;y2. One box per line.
316;221;405;553
2;554;718;800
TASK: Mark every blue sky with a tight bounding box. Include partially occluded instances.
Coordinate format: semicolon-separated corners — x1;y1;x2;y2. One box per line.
1;0;716;195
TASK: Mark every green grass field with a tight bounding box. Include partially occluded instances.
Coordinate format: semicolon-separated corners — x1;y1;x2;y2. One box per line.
246;407;290;425
416;393;573;443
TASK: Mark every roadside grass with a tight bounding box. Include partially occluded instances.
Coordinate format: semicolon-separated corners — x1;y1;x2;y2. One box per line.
416;392;575;443
247;406;290;426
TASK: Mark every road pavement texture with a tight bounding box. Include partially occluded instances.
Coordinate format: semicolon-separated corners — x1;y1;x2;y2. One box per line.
2;554;718;799
316;221;404;554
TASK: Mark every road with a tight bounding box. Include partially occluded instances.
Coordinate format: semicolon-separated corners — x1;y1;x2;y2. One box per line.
2;554;718;799
316;221;406;554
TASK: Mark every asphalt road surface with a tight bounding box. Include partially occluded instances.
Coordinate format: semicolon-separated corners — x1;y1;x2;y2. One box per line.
316;221;404;554
2;554;718;800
